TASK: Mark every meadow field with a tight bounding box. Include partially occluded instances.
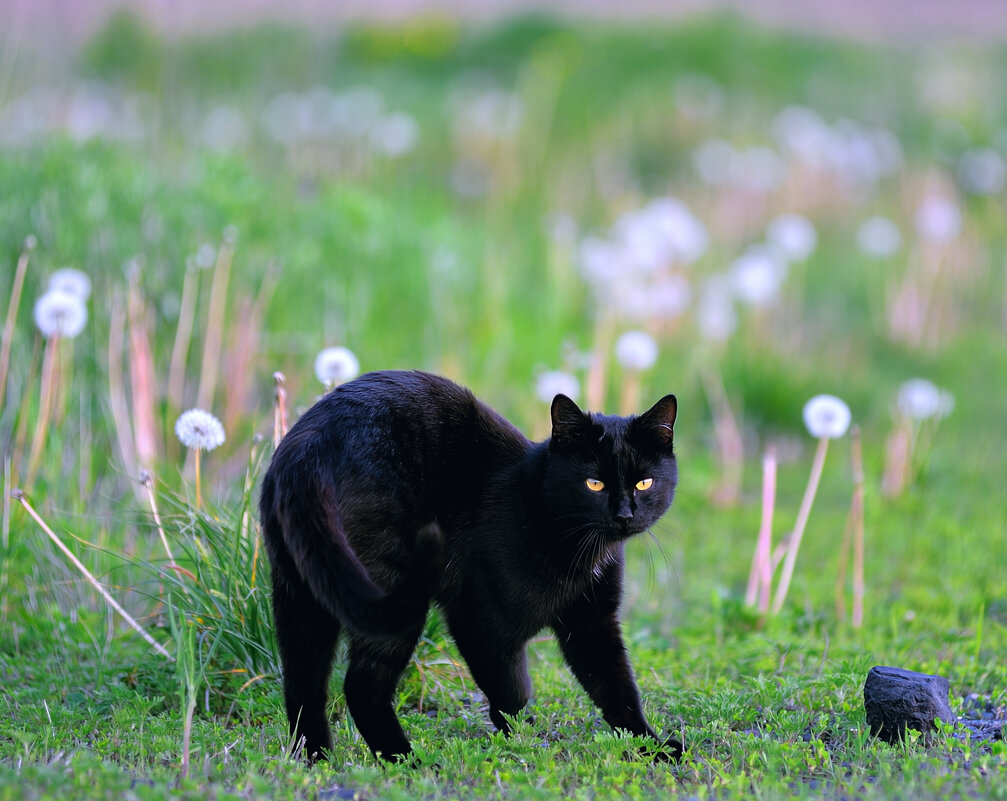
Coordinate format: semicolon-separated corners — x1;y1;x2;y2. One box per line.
0;11;1005;800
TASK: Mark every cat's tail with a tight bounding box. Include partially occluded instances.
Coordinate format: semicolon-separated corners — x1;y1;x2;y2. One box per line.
262;470;444;637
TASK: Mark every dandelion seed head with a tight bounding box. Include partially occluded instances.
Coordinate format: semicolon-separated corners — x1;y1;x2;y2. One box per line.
23;234;38;251
314;346;360;387
897;378;942;420
47;267;92;300
857;216;902;258
615;330;659;371
915;196;962;243
174;409;226;451
536;370;580;404
729;247;787;307
370;111;419;157
33;289;87;339
693;138;739;186
957;148;1006;196
766;213;817;262
194;243;217;269
803;394;851;439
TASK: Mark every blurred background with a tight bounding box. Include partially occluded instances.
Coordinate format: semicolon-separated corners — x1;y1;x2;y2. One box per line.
2;0;1007;633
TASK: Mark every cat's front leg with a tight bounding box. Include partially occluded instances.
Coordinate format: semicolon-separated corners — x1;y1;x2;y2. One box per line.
553;599;682;760
450;623;533;733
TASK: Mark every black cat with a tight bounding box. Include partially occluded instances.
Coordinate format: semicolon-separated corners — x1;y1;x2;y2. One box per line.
260;370;682;763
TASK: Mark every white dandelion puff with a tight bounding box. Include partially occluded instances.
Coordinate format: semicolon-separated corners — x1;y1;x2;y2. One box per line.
766;214;817;262
33;290;88;339
47;267;92;300
957;148;1006;196
314;346;360;388
729;247;787;307
802;394;851;439
615;330;659;371
174;409;226;452
535;370;580;404
194;243;217;269
897;378;942;420
915;196;962;244
370;111;419;157
857;216;902;258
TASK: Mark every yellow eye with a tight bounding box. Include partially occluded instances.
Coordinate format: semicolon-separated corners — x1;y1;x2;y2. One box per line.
635;478;654;491
586;478;605;492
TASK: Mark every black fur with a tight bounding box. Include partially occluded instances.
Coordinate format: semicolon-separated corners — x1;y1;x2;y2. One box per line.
260;370;682;762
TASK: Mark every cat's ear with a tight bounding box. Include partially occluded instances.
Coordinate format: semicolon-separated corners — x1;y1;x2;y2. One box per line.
550;394;592;446
634;394;677;448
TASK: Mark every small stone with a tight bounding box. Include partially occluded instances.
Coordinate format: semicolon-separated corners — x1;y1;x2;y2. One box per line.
864;665;956;744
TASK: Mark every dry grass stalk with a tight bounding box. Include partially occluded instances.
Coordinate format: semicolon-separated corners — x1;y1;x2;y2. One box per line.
107;298;140;497
700;367;743;507
850;426;866;627
834;426;866;626
128;278;158;466
619;369;642;416
167;264;199;414
196;232;236;412
586;314;615;411
881;420;911;498
12;488;172;659
745;448;777;612
272;371;288;447
225;264;279;433
0;236;35;407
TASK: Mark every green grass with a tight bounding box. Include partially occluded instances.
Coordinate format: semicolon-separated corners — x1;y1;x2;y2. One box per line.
1;9;1006;800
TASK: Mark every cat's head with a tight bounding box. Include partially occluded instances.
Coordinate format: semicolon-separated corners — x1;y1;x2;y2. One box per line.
542;393;678;542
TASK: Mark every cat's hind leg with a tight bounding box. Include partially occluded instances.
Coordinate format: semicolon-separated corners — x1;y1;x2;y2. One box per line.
272;561;341;762
343;625;425;762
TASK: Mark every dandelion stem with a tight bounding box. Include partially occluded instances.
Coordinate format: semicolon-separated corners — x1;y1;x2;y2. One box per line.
772;436;829;614
194;449;203;508
12;488;172;659
24;335;59;488
140;470;175;566
0;237;34;407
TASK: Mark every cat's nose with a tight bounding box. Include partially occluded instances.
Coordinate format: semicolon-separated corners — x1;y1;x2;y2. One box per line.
615;497;634;523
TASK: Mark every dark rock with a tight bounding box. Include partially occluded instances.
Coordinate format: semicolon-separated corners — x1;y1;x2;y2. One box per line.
960;718;1004;742
863;665;956;744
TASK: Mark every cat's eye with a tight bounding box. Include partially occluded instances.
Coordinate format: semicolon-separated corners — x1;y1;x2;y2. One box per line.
635;478;654;491
586;478;605;492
